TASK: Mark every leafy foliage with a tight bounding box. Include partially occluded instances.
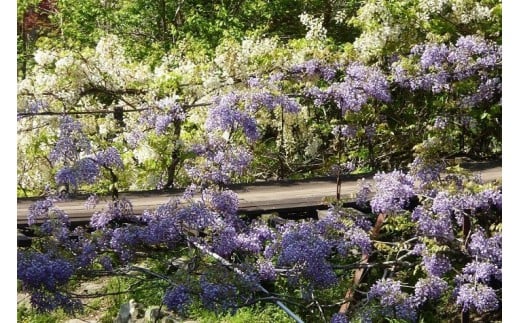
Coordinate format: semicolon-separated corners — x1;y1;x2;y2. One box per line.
17;0;501;322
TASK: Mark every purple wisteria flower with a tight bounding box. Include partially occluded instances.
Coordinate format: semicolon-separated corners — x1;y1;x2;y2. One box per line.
200;277;239;312
370;170;415;214
153;97;186;134
332;125;357;139
368;279;418;321
455;283;499;314
247;76;261;88
433;116;448;129
25;99;47;114
269;72;284;83
90;198;134;229
416;43;450;70
327;81;368;113
84;194;100;209
304;86;329;106
429;188;502;227
301;62;390;114
468;229;502;265
205;97;260;142
49;116;91;164
96;147;123;169
412;206;454;240
454;230;502;315
318;208;372;252
273;212;373;288
125;129;145;149
27;198;71;238
137;98;185;135
275;94;301;113
256;259;276;281
246;91;277;111
157;97;185;118
27;198;55;225
277;222;337;287
54;157;101;188
163;285;191;314
461;77;501;108
392;35;501;106
136;202;182;246
98;256;113;271
411;243;426;256
460;261;501;283
235;225;274;254
368;279;404;307
154;114;173;134
27;291;82;314
75;240;97;268
204;189;239;216
18;251;74;292
17;251;82;313
422;253;452;277
330;313;349;323
175;201;217;232
235;233;262;253
413;276;448;304
107;226;140;262
203;92;258;141
345;63;391;102
185;136;253;186
211;226;239;257
409;157;444;186
290;59;339;82
75;158;100;183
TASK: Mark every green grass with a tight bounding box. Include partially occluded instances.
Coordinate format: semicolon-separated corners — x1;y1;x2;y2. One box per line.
191;303;295;323
17;305;69;323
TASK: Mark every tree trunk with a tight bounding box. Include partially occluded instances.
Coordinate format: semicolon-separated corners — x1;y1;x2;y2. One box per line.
163;120;182;189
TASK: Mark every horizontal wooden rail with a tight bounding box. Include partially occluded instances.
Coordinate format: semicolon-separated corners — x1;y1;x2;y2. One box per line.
17;163;501;228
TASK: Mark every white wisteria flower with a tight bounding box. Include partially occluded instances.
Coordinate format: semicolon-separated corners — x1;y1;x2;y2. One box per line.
34;50;56;66
299;13;327;41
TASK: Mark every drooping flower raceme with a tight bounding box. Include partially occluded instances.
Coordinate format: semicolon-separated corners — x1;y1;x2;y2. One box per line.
422;253;452;277
299;12;327;41
163;285;192;314
49;115;91;165
95;147;124;169
298;61;390;115
413;276;448;304
455;283;500;314
412;205;455;240
274;212;372;288
205;92;260;142
17;251;80;313
185;135;253;186
468;229;502;265
200;276;241;312
27;198;57;225
277;221;338;288
370;170;415;214
392;35;501;107
368;278;418;321
203;189;240;216
330;313;349;323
